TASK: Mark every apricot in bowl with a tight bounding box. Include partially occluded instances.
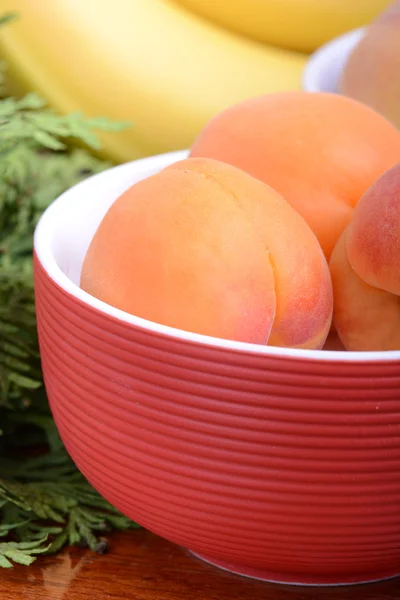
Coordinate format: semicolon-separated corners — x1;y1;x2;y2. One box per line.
80;157;333;350
330;162;400;351
190;92;400;259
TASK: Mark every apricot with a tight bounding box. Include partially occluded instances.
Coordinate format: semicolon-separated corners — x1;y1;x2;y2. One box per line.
340;1;400;130
330;163;400;351
190;91;400;259
81;157;333;349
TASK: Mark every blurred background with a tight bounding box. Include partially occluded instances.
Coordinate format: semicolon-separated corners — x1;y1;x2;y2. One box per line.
0;0;397;164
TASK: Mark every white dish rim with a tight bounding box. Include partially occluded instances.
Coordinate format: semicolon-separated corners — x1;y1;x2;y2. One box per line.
302;27;366;93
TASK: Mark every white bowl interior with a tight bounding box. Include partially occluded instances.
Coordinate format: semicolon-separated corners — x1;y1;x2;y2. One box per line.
34;149;400;363
302;28;365;93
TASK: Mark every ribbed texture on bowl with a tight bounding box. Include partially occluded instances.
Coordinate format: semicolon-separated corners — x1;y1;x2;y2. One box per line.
34;256;400;585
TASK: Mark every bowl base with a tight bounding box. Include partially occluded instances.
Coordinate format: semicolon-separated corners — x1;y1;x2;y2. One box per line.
190;551;400;587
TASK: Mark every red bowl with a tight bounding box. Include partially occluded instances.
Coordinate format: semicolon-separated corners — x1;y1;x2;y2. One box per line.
33;150;400;586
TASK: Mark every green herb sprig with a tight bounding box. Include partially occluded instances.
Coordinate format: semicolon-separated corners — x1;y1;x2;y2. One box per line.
0;12;137;566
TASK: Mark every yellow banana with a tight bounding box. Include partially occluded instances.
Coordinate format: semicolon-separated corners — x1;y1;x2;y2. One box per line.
172;0;392;53
0;0;307;163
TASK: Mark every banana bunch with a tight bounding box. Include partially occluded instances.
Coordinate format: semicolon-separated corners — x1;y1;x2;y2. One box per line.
173;0;393;53
0;0;307;163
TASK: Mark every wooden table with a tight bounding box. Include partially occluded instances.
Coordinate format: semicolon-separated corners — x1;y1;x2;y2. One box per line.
0;530;398;600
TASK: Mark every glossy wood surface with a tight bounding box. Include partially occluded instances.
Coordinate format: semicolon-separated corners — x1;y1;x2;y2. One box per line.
0;530;398;600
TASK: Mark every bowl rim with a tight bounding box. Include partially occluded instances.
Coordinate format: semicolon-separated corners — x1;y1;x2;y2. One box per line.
34;150;400;363
302;27;366;93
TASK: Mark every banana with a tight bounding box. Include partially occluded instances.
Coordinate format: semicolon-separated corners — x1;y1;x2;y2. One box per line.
172;0;392;53
0;0;307;163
